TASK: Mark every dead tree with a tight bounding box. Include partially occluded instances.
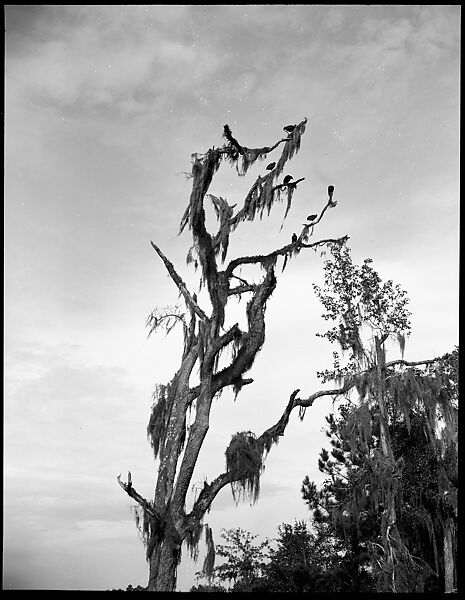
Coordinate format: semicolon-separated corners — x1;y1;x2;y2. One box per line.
117;119;348;591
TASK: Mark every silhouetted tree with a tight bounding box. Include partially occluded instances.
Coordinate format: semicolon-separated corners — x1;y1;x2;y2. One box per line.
117;119;348;591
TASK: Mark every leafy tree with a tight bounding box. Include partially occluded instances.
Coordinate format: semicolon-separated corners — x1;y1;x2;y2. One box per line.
207;527;271;592
195;520;374;593
302;244;458;592
262;521;331;592
117;120;348;591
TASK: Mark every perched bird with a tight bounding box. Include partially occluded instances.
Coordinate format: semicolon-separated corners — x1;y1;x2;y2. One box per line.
328;185;335;197
307;214;318;221
283;175;293;184
283;124;296;133
266;162;276;170
292;233;298;244
223;124;244;155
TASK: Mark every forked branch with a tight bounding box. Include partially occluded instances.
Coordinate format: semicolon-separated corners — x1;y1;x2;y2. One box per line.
117;472;163;526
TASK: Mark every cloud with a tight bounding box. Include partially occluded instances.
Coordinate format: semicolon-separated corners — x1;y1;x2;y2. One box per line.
325;7;346;32
6;5;221;117
4;353;155;488
3;353;157;589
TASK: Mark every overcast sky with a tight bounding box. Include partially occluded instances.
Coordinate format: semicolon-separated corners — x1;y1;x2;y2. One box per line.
4;4;459;591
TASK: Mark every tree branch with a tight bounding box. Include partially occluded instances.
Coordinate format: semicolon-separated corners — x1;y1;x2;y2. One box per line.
272;176;305;191
185;385;347;521
230;274;250;287
295;382;357;408
295;355;446;409
212;267;277;394
213;323;243;353
386;357;442;369
225;235;349;277
223;124;244;155
151;241;209;322
117;472;163;525
220;126;292;161
228;284;257;296
188;472;233;520
257;389;300;449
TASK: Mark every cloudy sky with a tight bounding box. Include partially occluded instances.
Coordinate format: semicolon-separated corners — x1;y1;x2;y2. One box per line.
4;4;459;591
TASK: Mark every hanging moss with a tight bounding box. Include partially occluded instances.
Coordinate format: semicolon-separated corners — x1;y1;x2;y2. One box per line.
259;254;278;272
185;519;203;562
354;370;373;401
147;384;169;459
202;524;216;579
225;431;264;504
182;120;308;243
237;147;266;176
209;194;235;262
275;119;306;175
397;332;406;358
133;504;163;561
260;427;284;455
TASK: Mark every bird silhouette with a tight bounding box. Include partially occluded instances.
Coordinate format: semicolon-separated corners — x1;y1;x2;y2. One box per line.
283;124;296;133
266;162;276;170
283;175;293;184
307;214;318;221
328;185;335;197
292;233;298;244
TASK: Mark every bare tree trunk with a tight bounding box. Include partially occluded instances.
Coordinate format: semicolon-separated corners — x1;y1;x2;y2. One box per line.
443;517;455;593
147;537;180;592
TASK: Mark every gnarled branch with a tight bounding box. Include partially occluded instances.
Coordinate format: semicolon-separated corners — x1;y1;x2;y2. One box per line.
117;472;163;526
225;235;350;278
151;241;209;323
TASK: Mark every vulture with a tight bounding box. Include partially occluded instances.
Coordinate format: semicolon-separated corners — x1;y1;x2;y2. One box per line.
292;233;298;244
266;162;276;170
307;214;318;221
283;175;293;184
283;124;296;133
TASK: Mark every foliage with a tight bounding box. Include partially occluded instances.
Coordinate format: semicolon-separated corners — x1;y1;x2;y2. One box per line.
193;520;375;593
260;521;356;593
108;584;147;591
194;527;271;592
303;352;458;592
314;243;411;379
304;244;458;592
189;583;227;592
